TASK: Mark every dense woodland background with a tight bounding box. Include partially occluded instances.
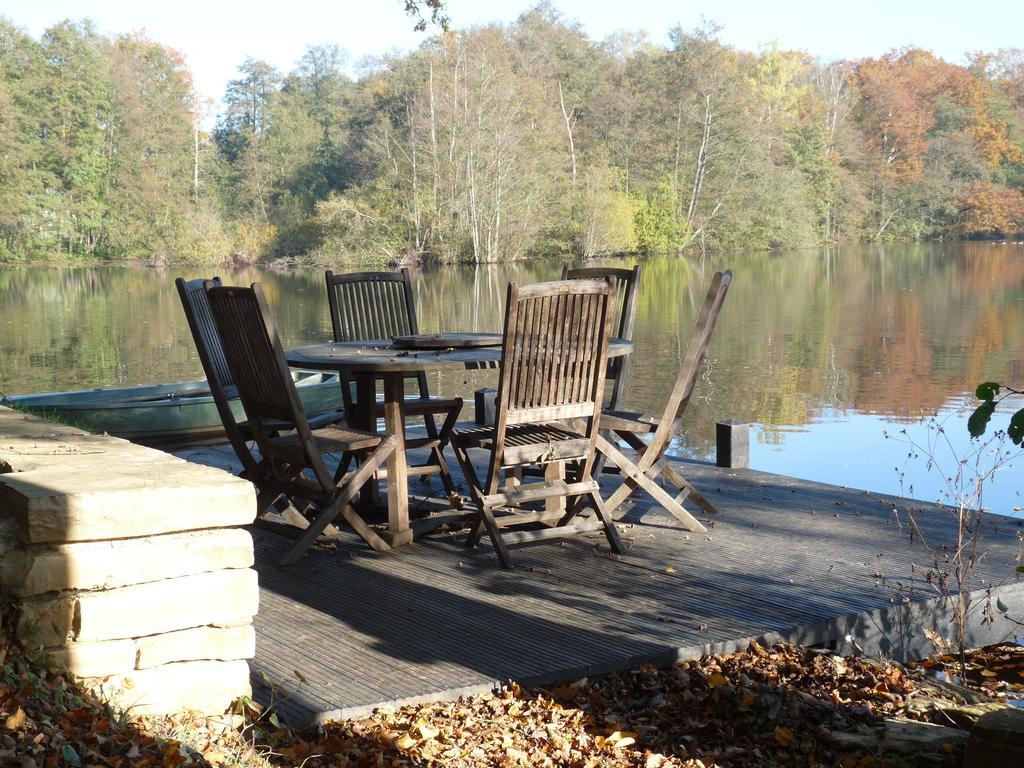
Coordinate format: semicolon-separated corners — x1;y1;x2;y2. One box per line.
3;4;1024;264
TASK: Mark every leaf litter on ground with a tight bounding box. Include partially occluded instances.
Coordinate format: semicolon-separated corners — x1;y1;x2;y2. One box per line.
5;628;1013;768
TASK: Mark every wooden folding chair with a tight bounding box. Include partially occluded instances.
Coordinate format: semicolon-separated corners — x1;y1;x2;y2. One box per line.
176;278;260;477
204;282;398;564
563;265;641;477
450;279;625;568
325;269;462;495
176;277;344;517
596;270;732;531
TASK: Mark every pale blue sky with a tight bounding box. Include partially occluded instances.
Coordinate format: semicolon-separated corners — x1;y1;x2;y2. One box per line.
3;0;1021;105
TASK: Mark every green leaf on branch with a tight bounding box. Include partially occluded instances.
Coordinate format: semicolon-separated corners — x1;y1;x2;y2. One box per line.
968;400;996;438
1007;408;1024;445
975;382;1001;400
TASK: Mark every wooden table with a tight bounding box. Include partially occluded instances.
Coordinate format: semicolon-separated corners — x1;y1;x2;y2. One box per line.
285;333;633;548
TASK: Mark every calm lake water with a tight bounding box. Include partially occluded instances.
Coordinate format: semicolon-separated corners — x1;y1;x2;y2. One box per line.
2;243;1023;517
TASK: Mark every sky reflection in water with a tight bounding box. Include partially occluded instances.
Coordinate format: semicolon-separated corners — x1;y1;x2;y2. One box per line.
746;404;1023;519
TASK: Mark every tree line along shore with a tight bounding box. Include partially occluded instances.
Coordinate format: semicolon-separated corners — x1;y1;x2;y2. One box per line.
2;5;1024;265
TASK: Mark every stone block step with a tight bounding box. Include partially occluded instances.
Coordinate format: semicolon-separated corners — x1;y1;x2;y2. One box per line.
2;528;255;596
18;568;259;647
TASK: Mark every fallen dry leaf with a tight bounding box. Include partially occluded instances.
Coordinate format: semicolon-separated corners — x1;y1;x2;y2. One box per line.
416;719;439;739
605;730;638;749
4;706;26;730
395;732;418;749
706;673;728;689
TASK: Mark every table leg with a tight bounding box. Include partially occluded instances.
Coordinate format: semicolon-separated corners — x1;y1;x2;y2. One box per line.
545;461;566;515
382;372;412;547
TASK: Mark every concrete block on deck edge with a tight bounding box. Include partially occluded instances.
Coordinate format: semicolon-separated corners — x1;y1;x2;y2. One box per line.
136;624;256;669
474;388;497;426
18;569;259;647
1;528;255;597
715;419;749;469
44;639;137;678
84;659;252;716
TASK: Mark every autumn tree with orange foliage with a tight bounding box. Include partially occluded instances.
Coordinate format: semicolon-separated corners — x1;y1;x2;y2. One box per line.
854;49;944;181
957;181;1024;237
853;48;1024;240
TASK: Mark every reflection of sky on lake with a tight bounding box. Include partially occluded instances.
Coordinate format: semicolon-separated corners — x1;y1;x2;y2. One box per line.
743;401;1024;520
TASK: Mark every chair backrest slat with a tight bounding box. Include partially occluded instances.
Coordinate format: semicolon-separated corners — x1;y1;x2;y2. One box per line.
563;265;640;342
497;279;613;422
175;277;234;390
176;275;259;475
206;283;304;426
485;279;613;493
325;269;428;404
325;269;418;342
563;265;640;411
207;282;337;491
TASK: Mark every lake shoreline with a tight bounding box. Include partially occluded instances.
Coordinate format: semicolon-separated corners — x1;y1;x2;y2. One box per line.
6;237;1021;272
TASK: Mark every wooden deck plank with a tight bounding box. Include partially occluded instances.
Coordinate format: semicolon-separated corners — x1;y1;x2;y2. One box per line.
176;441;1024;724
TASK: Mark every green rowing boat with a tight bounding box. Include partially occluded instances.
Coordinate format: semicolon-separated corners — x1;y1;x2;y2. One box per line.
1;370;344;449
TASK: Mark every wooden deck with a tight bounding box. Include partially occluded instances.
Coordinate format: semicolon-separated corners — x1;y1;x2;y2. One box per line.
176;440;1024;726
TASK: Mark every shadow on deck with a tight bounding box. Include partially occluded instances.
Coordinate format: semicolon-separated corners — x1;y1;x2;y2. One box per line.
176;442;1024;725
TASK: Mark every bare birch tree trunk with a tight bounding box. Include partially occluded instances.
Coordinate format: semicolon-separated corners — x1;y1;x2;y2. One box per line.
558;81;576;186
193;117;200;201
687;93;712;224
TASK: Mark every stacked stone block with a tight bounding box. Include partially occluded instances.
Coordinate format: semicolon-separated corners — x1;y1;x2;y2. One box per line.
0;407;257;715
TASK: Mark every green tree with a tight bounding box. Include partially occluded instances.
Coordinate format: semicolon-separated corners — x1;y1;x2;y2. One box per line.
38;21;113;255
104;34;195;257
786;124;840;239
633;177;687;254
0;21;47;259
572;162;635;257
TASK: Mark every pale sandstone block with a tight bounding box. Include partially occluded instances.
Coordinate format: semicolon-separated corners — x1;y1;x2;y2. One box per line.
85;659;251;716
17;593;76;647
75;569;259;642
1;528;255;597
135;624;256;669
0;409;255;543
0;407;88;443
0;467;256;543
42;624;255;678
44;639;137;678
18;569;258;646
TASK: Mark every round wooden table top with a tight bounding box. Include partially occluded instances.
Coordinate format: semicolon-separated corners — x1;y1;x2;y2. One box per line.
285;333;634;373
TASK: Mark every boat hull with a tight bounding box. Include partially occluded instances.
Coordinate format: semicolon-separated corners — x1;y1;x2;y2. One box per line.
1;371;344;449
